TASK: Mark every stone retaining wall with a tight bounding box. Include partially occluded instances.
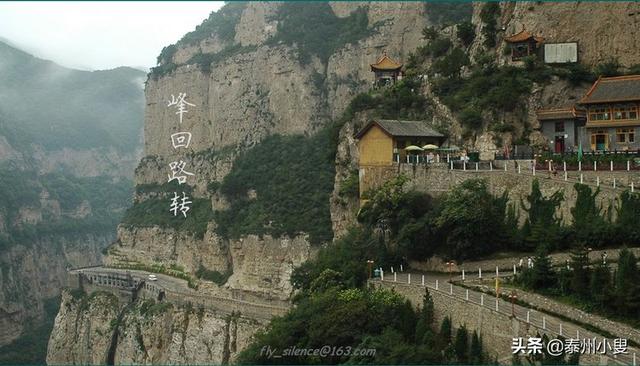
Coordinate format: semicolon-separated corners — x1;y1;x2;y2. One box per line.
360;164;640;224
373;280;612;365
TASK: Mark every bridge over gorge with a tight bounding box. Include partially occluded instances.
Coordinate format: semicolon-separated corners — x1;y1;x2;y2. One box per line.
371;272;639;365
67;267;289;321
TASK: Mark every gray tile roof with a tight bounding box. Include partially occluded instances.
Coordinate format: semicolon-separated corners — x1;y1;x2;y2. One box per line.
580;75;640;104
361;119;444;138
536;108;586;121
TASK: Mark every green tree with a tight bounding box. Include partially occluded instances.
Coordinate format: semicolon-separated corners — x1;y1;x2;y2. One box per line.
479;2;500;48
469;330;484;364
594;58;621;77
237;288;420;364
565;63;595;85
436;179;510;260
615;190;640;246
458;106;483;130
613;248;640;316
422;26;439;40
570;184;609;248
569;245;591;299
438;316;452;349
358;175;434;236
528;244;556;290
453;325;469;363
426;38;453;58
457;21;476;47
521;179;564;251
590;261;612;310
432;47;470;78
415;288;435;345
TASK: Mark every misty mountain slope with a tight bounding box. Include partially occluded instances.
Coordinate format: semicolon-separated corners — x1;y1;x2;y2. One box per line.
0;40;144;364
0;41;145;152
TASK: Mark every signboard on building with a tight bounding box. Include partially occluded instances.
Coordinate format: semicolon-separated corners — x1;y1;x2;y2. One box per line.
544;42;578;64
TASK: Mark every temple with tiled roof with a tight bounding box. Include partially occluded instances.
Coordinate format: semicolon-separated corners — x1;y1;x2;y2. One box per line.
577;75;640;151
370;51;403;87
504;29;545;61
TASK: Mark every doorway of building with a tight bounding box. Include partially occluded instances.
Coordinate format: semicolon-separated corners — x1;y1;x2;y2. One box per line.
595;134;607;151
554;136;565;153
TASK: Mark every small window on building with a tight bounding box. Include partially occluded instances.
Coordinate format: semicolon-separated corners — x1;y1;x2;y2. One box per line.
554;122;565;132
613;104;638;120
616;128;635;143
589;106;611;121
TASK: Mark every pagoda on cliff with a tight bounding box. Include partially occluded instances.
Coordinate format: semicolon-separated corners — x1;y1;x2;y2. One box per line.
504;28;545;61
370;51;403;87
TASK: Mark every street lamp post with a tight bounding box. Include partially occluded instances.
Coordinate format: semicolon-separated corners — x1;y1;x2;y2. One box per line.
446;260;455;282
367;260;375;279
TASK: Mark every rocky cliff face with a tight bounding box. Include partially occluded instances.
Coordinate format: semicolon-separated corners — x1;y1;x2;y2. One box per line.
112;0;431;294
48;2;432;364
47;291;265;365
499;2;640;67
0;41;144;359
0;236;106;346
46;2;640;364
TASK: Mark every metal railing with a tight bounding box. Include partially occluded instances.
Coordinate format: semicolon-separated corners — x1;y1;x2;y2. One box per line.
374;272;637;365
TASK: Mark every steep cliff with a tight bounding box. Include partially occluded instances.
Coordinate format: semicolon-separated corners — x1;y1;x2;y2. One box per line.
47;2;432;364
0;40;144;362
47;291;264;365
46;2;640;364
108;1;431;295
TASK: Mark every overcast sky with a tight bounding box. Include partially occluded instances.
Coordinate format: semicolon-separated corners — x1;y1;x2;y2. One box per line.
0;1;225;71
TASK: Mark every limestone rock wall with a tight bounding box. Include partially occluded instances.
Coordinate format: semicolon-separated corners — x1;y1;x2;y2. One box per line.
46;291;123;365
0;234;108;346
46;290;265;365
500;2;640;67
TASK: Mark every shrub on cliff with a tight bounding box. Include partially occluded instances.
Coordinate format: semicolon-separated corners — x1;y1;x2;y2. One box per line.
456;21;476;47
237;287;458;365
268;3;374;64
216;129;335;244
434;179;511;260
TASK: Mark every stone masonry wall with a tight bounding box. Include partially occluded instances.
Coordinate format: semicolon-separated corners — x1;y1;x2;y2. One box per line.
372;280;609;364
360;163;640;224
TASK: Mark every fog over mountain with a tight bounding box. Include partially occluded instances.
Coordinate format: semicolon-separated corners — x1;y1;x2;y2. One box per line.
0;39;145;364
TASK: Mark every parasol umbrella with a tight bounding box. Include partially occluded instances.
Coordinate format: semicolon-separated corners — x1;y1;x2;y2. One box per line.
404;145;424;151
422;144;439;150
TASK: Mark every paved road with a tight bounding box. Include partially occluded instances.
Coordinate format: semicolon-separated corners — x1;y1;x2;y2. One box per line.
378;272;637;365
72;266;190;293
71;266;290;320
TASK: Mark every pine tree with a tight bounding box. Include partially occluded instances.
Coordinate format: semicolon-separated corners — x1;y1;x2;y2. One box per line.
521;179;563;251
530;244;556;290
469;330;483;364
615;190;640;246
438;316;452;348
571;183;608;248
590;261;611;310
415;288;435;346
614;249;640;315
570;245;591;299
453;325;469;364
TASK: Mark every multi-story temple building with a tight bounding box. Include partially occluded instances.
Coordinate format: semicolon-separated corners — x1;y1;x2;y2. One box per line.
537;75;640;152
578;75;640;151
